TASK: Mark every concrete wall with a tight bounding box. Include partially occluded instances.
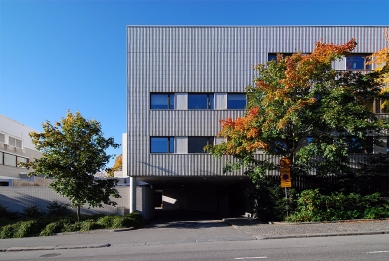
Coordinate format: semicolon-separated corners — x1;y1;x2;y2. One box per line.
0;186;148;217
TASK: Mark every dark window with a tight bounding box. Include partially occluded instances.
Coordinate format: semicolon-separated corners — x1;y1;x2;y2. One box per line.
346;54;372;70
150;137;174;153
188;93;214;109
150;93;174;109
268;53;294;61
268;53;277;61
188;137;214;153
228;93;246;109
347;137;373;153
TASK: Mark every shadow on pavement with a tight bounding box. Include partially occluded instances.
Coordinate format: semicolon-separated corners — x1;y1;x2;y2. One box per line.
147;209;235;229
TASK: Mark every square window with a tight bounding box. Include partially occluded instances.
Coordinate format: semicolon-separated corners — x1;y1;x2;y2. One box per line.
0;133;4;143
228;93;246;109
150;137;174;153
150;93;174;109
188;94;214;109
188;137;214;153
346;54;372;70
268;53;277;61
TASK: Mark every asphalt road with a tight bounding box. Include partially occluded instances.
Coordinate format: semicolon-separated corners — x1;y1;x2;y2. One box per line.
1;234;389;261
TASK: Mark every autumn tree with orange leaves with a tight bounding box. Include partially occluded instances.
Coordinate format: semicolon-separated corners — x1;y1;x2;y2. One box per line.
209;39;389;183
106;154;123;177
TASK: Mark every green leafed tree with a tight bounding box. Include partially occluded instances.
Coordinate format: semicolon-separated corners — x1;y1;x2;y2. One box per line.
23;111;121;221
209;39;389;183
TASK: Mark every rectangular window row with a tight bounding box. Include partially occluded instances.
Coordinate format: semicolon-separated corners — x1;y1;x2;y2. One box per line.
150;137;214;154
0;132;23;149
150;93;246;110
268;53;372;71
0;151;29;167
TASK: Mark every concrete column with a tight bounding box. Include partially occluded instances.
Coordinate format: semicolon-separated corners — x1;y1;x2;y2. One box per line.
129;176;137;213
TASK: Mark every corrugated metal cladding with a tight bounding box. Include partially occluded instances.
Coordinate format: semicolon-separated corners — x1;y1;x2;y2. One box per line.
127;26;389;178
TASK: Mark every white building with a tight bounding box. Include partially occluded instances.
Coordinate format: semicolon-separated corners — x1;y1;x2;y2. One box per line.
0;114;42;186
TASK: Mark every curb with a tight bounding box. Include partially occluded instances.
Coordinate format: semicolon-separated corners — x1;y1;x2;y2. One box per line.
2;243;111;252
55;227;134;236
257;230;389;240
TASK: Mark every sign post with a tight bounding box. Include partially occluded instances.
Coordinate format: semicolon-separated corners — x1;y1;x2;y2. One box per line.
280;157;292;216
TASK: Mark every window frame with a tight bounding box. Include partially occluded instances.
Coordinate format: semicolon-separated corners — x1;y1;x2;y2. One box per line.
188;136;214;153
227;93;246;109
150;137;175;153
346;54;372;71
188;93;214;110
150;93;175;110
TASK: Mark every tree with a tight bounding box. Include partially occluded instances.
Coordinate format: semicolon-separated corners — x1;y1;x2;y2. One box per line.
106;154;123;177
367;29;389;108
23;111;121;221
209;39;389;183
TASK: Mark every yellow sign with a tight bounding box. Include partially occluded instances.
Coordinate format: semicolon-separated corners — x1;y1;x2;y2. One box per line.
280;167;292;188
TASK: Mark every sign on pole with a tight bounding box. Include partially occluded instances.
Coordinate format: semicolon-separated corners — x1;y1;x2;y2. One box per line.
280;158;292;188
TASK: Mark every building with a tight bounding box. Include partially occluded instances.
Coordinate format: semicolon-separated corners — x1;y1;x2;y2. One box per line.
0;114;43;186
126;26;389;216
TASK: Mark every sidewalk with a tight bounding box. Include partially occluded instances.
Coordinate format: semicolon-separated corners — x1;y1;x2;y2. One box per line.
1;217;388;252
223;218;389;239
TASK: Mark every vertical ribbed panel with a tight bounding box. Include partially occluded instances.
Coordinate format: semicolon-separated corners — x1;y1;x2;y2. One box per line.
127;26;389;178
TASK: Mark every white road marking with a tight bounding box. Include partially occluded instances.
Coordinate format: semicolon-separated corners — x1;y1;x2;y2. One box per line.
235;257;268;260
366;250;389;254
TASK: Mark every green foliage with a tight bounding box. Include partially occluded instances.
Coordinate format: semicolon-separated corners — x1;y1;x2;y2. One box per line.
287;189;389;222
0;205;146;239
1;220;46;238
247;178;296;221
14;220;45;238
23;205;45;218
40;221;65;236
22;111;121;221
126;211;147;228
0;223;18;239
209;40;389;183
96;213;146;229
47;201;72;216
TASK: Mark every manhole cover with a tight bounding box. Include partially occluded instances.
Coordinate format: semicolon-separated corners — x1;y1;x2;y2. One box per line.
39;253;61;258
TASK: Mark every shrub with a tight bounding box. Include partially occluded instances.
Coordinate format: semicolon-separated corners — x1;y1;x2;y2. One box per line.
47;201;72;216
246;178;296;222
96;215;114;228
0;223;19;239
23;205;45;218
79;220;103;231
287;189;389;222
40;221;64;236
14;220;45;238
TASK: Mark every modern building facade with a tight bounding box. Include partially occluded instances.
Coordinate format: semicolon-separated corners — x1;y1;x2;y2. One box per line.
127;26;389;215
0;114;42;186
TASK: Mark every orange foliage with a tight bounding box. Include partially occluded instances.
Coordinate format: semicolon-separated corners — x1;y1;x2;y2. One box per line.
216;39;359;155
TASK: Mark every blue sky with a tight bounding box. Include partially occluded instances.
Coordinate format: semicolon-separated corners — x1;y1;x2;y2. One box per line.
0;0;388;166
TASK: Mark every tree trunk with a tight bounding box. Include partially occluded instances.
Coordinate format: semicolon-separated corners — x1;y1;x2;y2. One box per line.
77;205;80;222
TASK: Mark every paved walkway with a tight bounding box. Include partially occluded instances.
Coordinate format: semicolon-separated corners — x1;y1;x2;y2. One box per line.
1;214;388;252
224;218;389;239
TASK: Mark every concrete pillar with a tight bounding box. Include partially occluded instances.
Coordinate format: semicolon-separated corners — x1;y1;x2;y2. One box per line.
129;176;137;213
